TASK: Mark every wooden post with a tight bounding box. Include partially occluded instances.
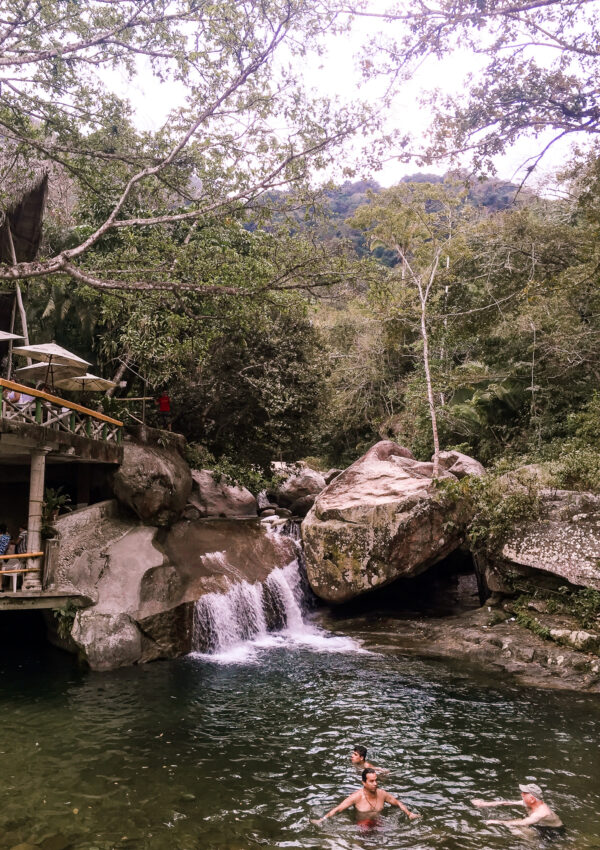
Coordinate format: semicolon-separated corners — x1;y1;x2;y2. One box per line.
6;292;16;380
22;448;48;591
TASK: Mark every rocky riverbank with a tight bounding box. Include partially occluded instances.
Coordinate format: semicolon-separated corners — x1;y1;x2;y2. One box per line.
46;433;600;689
320;605;600;693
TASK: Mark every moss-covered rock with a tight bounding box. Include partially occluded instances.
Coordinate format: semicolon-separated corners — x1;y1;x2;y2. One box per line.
302;441;476;603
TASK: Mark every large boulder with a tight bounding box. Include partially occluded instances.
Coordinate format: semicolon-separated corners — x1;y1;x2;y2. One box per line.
52;505;297;670
188;470;257;518
302;441;472;603
112;443;192;526
276;467;326;507
486;489;600;593
437;450;485;479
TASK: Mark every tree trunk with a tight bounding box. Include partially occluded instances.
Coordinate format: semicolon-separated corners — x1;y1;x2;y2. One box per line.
420;289;441;477
6;291;16;379
6;224;32;366
106;358;129;398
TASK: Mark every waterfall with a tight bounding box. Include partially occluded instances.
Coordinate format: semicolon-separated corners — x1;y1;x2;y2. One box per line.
192;561;307;654
191;520;365;660
192;521;308;654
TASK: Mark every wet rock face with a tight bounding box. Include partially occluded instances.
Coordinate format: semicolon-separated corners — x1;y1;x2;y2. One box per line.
188;470;257;518
332;606;600;693
490;490;600;592
55;504;297;671
302;441;476;603
112;443;192;526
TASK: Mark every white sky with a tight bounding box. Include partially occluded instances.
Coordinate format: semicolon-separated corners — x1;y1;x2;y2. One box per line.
111;13;582;191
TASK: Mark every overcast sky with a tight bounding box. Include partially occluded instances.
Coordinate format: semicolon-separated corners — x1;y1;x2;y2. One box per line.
111;11;582;192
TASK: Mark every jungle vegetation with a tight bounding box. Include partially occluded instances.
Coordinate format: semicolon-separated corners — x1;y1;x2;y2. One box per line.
2;0;600;483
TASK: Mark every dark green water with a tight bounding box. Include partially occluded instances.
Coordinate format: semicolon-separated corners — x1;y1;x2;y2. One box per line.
1;611;599;850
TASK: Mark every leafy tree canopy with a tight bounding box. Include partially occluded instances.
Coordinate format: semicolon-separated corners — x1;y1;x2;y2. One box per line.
0;0;379;294
349;0;600;175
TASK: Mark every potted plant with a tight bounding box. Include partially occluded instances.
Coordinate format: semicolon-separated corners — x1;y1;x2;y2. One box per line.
42;486;72;536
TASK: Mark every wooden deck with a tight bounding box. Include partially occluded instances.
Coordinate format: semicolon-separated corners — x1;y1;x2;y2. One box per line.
0;591;92;610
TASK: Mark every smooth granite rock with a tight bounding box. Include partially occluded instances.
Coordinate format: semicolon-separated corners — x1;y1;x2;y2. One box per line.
189;470;257;518
53;506;296;671
112;443;192;526
493;490;600;592
302;441;474;603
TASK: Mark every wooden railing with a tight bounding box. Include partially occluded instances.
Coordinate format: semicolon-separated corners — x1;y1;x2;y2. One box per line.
0;378;123;444
0;552;44;593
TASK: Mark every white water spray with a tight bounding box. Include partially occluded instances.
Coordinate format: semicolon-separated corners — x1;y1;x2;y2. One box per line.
191;523;365;661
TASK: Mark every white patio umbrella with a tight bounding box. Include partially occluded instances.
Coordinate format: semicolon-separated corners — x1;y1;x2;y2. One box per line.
54;373;116;392
12;342;91;389
12;342;91;368
0;331;24;342
15;362;86;389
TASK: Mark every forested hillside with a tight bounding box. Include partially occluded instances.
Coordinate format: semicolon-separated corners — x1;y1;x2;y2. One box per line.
2;0;600;490
5;162;598;491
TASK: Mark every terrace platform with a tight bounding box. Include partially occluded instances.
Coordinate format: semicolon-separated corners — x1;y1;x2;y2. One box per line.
0;379;124;608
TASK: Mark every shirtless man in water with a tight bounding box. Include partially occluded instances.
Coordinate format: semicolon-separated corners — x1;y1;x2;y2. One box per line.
472;783;563;832
350;745;389;774
311;768;419;824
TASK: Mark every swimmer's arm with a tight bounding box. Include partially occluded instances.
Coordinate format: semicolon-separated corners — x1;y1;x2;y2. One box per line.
485;811;543;826
471;799;524;808
385;791;420;820
311;791;359;824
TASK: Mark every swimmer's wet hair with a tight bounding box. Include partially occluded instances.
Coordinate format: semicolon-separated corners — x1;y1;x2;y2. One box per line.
353;745;367;759
362;768;376;782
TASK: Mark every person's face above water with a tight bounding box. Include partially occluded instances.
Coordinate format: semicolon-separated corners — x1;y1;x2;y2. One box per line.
363;773;378;793
351;750;364;764
521;792;538;808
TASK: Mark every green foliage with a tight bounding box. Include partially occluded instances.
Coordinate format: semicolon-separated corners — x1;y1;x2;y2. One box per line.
43;487;71;520
556;586;600;630
184;443;275;494
173;296;328;470
567;392;600;444
435;467;541;555
510;586;600;633
467;474;541;555
514;610;552;641
53;601;78;641
546;445;600;493
363;2;600;173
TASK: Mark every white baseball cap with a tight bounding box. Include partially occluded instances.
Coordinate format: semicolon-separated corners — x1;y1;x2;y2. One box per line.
519;783;543;798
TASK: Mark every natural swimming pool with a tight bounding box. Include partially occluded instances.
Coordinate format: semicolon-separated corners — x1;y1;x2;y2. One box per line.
1;605;598;850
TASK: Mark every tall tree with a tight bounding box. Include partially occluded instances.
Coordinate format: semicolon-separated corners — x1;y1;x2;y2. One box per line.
0;0;374;294
348;0;600;175
349;181;466;475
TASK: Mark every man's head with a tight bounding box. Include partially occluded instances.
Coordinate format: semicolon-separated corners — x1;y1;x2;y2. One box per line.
519;783;543;805
0;523;7;534
362;768;377;792
351;745;368;764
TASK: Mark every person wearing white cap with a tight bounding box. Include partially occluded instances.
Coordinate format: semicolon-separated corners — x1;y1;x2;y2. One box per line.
471;782;563;833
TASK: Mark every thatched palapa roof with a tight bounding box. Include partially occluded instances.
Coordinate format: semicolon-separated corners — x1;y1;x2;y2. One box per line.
0;165;48;264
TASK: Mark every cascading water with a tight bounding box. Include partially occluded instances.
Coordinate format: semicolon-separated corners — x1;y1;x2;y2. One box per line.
191;521;363;660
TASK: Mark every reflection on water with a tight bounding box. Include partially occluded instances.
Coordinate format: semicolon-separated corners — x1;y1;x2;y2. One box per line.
0;611;599;849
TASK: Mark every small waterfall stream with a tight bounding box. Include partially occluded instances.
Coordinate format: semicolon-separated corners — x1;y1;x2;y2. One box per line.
191;521;362;660
192;560;306;653
192;522;306;654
